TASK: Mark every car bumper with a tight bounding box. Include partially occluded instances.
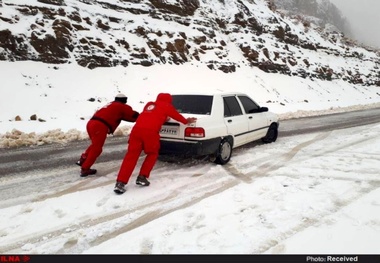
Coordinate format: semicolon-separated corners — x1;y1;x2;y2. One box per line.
159;137;221;157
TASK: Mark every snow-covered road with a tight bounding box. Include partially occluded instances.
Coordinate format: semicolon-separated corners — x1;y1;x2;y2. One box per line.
0;111;379;254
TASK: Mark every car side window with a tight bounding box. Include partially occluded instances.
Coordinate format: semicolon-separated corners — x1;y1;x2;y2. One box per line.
238;95;259;113
224;96;243;117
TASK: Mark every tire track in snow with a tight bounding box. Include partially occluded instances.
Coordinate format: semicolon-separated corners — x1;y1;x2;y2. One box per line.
0;157;172;208
228;128;380;182
225;132;332;181
0;168;238;254
33;157;208;200
223;130;380;254
85;179;239;250
257;181;380;254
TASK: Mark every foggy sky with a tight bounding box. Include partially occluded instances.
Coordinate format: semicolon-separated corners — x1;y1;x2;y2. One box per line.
330;0;380;49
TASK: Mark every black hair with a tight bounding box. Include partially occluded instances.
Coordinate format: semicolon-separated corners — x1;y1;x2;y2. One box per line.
115;97;127;104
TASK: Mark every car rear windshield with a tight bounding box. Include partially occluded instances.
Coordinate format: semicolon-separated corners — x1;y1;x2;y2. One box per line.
171;95;213;115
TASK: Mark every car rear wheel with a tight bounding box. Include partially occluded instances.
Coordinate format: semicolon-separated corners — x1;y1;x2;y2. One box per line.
262;123;278;143
215;138;232;165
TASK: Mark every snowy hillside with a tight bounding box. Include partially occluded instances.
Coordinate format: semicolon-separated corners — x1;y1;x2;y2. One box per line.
1;0;379;84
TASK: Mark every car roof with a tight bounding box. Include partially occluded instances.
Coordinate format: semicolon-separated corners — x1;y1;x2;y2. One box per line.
171;91;248;97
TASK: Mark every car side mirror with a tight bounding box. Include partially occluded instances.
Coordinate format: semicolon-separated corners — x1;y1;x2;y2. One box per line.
261;107;268;112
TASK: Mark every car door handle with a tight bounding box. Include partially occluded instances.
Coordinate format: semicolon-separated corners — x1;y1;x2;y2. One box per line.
227;120;232;123
249;116;253;119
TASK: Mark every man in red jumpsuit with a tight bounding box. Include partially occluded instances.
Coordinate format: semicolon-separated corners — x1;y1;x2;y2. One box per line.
77;93;139;177
114;93;197;194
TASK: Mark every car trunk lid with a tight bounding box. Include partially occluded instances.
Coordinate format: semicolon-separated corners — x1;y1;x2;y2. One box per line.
160;114;206;139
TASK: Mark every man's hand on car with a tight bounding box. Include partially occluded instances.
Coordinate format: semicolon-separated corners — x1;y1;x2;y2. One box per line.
186;117;197;124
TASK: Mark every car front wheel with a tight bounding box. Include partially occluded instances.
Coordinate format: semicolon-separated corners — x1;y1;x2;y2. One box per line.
262;123;278;143
214;138;232;165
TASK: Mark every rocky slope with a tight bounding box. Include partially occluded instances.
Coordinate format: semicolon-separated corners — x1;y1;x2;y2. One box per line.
0;0;379;86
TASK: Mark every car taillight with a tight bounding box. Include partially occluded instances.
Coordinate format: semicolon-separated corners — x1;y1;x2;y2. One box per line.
185;127;205;138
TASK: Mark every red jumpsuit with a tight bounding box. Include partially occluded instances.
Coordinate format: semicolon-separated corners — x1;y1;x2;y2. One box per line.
81;101;139;170
116;93;188;184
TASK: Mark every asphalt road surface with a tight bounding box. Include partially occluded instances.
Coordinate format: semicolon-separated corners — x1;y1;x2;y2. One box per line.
1;107;380;178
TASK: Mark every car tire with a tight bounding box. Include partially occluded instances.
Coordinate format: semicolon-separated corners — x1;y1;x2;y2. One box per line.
262;123;278;143
214;138;232;165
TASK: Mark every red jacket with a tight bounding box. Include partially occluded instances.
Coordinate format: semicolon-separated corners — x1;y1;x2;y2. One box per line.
134;93;188;132
92;101;139;133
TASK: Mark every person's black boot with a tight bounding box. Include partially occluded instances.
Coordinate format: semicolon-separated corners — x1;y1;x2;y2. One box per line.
136;175;150;186
80;168;97;177
76;156;86;166
114;182;126;194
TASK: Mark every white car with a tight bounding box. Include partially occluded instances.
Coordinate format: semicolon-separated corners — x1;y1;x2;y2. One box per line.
159;92;279;164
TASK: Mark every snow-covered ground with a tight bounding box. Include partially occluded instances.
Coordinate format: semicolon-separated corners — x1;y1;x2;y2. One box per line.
1;0;380;255
0;61;380;255
0;122;379;254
